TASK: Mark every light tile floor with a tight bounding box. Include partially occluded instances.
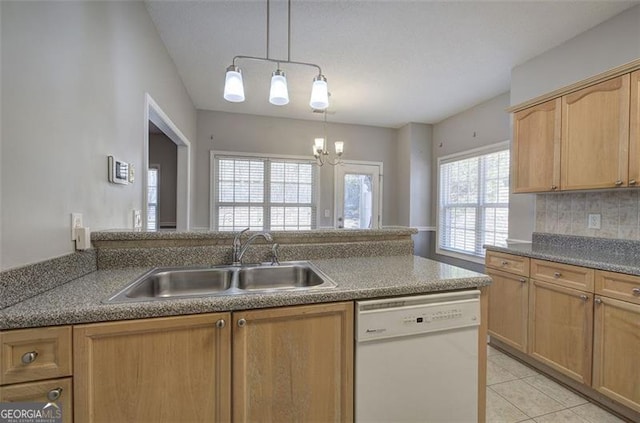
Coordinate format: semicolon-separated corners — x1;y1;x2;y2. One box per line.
486;345;627;423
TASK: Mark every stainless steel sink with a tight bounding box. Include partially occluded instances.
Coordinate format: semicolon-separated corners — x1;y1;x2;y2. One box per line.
104;261;336;303
238;264;327;290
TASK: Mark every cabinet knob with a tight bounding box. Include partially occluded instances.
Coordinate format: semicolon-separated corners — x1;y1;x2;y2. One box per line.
501;261;509;266
629;179;637;186
216;319;226;329
237;318;247;327
579;294;589;302
21;351;38;364
551;185;558;190
595;298;603;305
615;180;624;186
47;387;63;402
519;278;526;284
632;288;640;296
553;272;561;278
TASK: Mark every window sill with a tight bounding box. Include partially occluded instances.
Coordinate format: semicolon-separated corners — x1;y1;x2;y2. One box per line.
435;248;485;265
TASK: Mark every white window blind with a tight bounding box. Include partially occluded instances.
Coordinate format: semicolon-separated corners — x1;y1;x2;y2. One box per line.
214;154;317;231
147;167;159;231
438;145;510;259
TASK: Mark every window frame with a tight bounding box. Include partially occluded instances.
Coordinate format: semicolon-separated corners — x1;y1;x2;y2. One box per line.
147;164;160;231
209;150;320;231
436;141;510;264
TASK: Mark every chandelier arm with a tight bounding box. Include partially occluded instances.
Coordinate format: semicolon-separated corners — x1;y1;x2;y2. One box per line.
232;55;322;75
266;0;270;60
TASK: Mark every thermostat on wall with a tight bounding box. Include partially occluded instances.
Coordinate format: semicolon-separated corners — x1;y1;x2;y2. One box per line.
108;156;130;185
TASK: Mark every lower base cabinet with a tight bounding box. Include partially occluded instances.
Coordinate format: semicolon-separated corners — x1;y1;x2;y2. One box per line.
73;302;354;423
233;302;354;423
74;313;231;423
528;279;593;385
0;377;73;423
593;296;640;413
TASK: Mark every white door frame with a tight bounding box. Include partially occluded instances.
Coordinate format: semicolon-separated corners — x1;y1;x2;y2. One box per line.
334;160;383;229
144;93;191;231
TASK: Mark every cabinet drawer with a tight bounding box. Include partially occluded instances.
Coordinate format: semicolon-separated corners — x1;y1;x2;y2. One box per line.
486;251;530;277
1;326;72;385
595;270;640;305
0;377;72;423
530;259;594;292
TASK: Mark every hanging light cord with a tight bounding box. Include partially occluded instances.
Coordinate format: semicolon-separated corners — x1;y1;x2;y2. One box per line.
232;0;322;74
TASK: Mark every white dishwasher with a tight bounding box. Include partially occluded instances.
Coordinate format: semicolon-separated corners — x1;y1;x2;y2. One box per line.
355;290;480;423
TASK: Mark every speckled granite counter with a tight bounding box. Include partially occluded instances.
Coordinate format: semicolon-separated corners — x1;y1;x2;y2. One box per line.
0;255;490;330
485;233;640;276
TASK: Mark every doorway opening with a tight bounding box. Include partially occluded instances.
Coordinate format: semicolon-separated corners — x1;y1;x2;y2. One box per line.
144;94;191;231
335;161;383;229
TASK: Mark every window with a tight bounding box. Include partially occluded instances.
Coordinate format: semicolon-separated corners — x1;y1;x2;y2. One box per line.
212;153;318;231
147;166;159;231
437;142;510;261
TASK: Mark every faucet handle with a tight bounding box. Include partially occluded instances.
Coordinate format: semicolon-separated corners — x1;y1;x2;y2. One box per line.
271;243;280;266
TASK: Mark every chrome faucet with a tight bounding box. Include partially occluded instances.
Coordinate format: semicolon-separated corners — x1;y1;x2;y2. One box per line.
232;228;273;266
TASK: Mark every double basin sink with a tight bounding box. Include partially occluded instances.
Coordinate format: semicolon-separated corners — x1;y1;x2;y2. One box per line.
105;261;336;304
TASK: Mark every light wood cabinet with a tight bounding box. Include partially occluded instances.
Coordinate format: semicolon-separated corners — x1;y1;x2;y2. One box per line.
0;377;72;423
528;279;593;385
74;313;231;423
232;302;353;423
593;295;640;413
486;269;529;352
560;75;630;190
0;325;72;385
486;251;530;277
630;70;640;186
530;259;594;292
595;270;640;305
512;98;561;192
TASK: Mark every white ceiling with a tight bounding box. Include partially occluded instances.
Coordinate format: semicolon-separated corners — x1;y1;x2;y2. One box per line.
146;0;638;128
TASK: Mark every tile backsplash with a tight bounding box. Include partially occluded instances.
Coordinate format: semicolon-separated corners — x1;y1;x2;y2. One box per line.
535;190;640;240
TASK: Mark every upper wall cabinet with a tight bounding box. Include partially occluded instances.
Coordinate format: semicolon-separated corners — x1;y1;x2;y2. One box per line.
511;66;639;194
512;99;561;193
561;75;630;190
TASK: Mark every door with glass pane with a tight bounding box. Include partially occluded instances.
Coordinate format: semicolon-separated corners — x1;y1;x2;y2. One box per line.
335;163;381;229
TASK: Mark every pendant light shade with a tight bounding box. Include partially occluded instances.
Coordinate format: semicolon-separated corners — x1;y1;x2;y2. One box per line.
309;75;329;110
223;65;245;102
269;69;289;106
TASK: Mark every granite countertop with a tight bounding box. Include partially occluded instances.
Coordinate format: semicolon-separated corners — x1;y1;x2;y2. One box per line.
0;255;490;330
485;233;640;276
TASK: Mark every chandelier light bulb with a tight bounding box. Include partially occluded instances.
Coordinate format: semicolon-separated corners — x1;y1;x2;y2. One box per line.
309;75;329;110
269;69;289;106
334;141;344;156
223;65;245;102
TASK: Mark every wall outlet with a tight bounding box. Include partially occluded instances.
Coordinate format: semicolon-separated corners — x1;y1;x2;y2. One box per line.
324;209;331;218
71;213;83;240
588;213;601;229
133;210;142;230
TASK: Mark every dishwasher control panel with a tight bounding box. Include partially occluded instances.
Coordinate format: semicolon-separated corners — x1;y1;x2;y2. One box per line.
356;291;480;342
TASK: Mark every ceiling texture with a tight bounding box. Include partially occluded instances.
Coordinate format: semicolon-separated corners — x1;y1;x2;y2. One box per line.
146;0;638;128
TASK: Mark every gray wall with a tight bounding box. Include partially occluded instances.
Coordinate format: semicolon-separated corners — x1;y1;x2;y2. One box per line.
511;4;640;106
195;110;398;230
1;1;196;270
149;133;178;228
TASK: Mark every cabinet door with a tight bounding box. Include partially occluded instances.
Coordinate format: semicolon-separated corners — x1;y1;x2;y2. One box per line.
593;296;640;413
74;313;231;423
233;302;353;423
486;269;528;352
630;70;640;187
561;75;630;190
529;280;593;384
512;98;561;192
0;377;72;423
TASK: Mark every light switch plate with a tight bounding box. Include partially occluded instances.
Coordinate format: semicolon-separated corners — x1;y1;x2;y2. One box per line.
71;213;83;240
588;213;601;229
133;210;142;230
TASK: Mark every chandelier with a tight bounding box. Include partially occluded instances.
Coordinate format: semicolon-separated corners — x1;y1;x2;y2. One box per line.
313;111;344;166
223;0;329;109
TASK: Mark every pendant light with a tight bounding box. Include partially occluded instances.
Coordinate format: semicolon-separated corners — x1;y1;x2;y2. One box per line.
269;69;289;105
222;0;330;109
